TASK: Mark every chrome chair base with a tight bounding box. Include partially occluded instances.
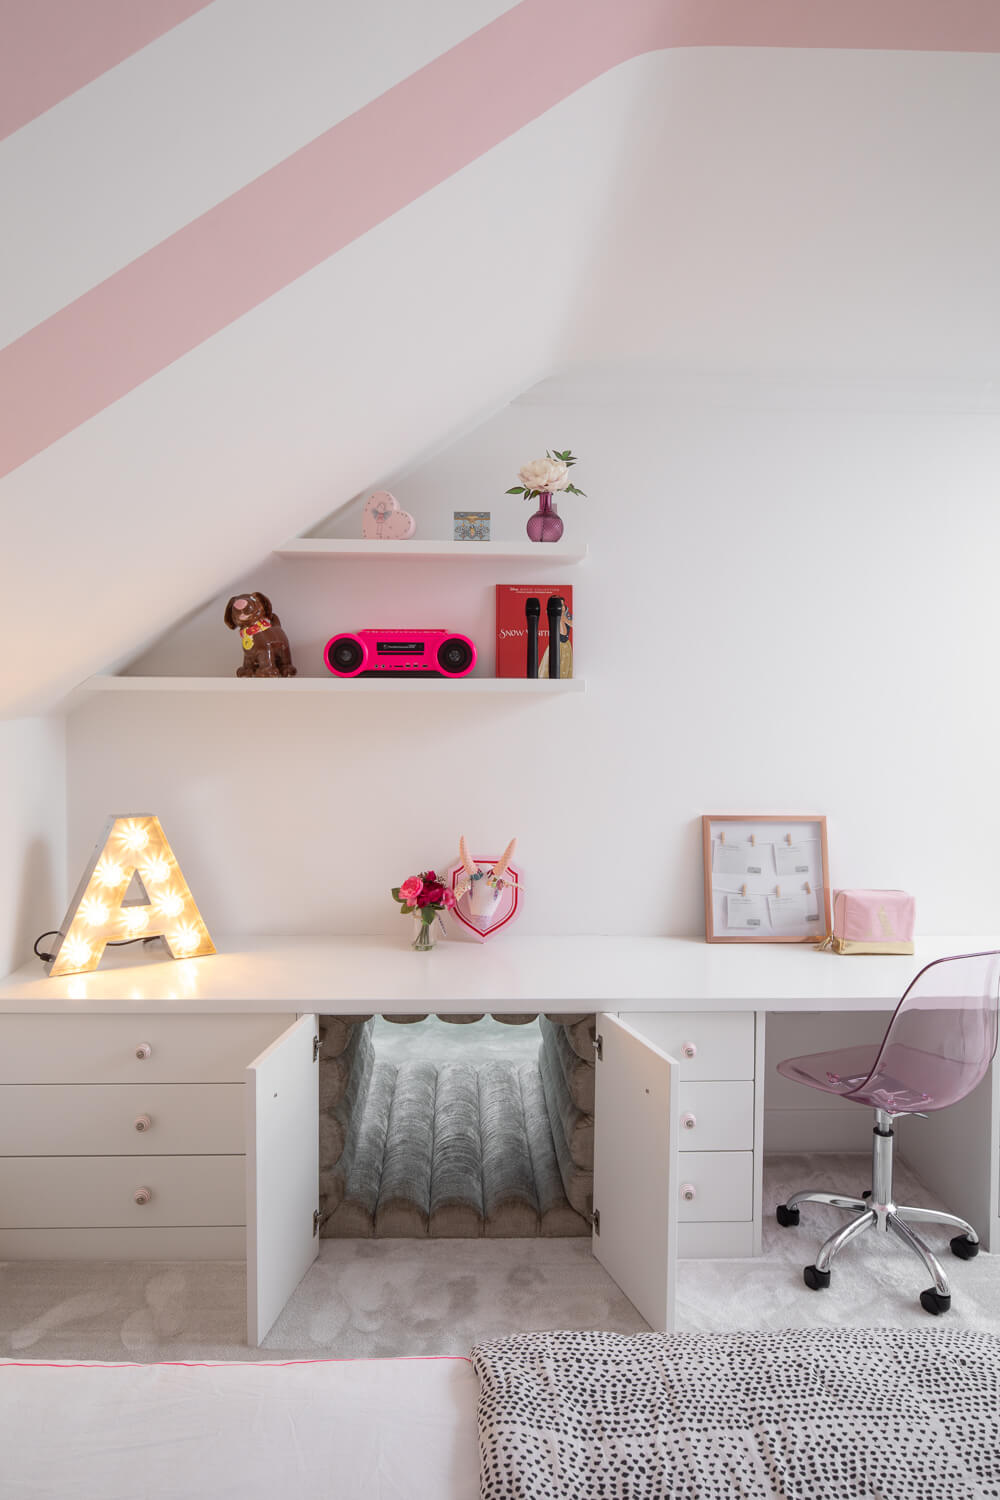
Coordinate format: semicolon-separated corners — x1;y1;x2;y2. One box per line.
777;1108;980;1314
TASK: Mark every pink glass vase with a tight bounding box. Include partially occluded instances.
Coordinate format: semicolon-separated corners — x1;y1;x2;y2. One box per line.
526;491;564;543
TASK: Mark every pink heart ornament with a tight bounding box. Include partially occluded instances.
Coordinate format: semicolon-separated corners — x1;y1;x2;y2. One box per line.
362;491;416;541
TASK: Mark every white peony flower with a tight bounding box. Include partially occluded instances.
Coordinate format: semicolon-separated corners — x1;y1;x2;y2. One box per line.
518;457;569;494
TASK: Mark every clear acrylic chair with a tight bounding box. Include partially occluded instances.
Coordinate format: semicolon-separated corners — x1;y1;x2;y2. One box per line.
775;950;1000;1315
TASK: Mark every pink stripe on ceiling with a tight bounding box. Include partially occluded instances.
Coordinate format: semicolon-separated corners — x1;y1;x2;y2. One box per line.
0;0;216;141
2;0;999;479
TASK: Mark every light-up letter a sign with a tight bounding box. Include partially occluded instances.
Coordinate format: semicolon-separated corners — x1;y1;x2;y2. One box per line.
48;815;215;977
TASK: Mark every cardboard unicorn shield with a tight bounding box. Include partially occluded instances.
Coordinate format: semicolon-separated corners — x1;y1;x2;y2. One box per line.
446;836;521;942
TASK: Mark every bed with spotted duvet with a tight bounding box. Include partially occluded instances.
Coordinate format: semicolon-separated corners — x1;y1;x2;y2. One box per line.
472;1328;1000;1499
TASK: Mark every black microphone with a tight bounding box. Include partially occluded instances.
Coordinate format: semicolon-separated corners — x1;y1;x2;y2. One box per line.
525;597;540;678
546;596;562;679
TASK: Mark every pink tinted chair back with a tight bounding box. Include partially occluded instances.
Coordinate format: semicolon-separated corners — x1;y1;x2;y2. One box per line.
864;949;1000;1112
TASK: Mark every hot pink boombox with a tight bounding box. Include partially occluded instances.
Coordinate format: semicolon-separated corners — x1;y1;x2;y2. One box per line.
324;628;477;678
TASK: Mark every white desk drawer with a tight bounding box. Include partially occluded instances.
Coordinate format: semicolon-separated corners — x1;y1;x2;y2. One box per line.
0;1226;245;1261
0;1084;244;1156
619;1012;755;1080
677;1081;754;1152
0;1156;245;1229
0;1015;287;1084
677;1152;754;1222
678;1222;755;1259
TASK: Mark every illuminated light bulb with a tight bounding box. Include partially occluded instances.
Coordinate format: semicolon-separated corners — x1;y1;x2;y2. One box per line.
121;906;150;935
140;856;171;886
157;890;185;919
170;925;201;956
80;897;109;926
118;820;150;852
95;858;124;887
63;936;92;967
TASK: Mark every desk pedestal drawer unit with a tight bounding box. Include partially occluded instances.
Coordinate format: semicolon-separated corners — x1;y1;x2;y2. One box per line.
0;1012;319;1337
620;1011;763;1261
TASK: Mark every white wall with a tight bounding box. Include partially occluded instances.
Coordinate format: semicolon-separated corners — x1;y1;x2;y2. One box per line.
0;717;66;975
65;372;1000;941
6;44;1000;718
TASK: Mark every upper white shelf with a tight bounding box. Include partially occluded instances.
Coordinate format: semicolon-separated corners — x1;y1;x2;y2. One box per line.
79;675;585;696
274;538;587;561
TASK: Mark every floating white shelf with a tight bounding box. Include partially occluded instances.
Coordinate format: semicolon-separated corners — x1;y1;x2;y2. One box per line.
273;538;587;562
80;675;586;696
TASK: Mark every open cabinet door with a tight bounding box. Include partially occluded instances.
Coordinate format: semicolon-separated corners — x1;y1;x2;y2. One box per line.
592;1012;679;1332
246;1014;319;1346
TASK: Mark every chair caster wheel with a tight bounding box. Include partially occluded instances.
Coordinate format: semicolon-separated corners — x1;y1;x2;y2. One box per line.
803;1265;830;1291
950;1235;979;1261
776;1204;800;1228
920;1288;951;1316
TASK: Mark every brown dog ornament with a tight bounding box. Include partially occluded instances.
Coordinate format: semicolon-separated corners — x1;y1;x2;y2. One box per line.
224;593;297;677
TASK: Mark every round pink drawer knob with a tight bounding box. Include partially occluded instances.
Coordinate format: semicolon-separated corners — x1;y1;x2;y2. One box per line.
134;1115;152;1133
133;1187;152;1205
681;1042;697;1060
135;1043;152;1060
680;1182;697;1202
681;1112;697;1131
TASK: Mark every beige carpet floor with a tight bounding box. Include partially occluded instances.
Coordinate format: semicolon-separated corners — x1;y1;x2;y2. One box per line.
2;1155;997;1361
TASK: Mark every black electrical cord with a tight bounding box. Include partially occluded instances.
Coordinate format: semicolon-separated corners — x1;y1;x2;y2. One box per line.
33;929;159;964
33;931;61;962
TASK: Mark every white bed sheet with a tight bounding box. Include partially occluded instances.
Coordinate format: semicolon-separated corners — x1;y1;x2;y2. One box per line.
0;1356;480;1500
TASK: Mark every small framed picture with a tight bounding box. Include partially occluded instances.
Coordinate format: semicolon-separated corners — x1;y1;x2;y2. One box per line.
454;510;491;541
702;815;831;943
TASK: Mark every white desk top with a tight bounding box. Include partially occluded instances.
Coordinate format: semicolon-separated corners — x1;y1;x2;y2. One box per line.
0;935;996;1015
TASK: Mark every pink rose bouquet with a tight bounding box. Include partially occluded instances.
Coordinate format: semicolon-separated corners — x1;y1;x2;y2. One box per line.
392;870;456;951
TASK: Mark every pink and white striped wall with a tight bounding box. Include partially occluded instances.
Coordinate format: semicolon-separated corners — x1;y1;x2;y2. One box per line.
1;0;999;713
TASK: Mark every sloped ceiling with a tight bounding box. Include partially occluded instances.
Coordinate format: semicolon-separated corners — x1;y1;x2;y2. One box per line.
2;0;999;716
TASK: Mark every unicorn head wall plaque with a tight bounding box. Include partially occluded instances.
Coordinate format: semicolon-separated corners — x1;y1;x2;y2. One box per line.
446;836;521;942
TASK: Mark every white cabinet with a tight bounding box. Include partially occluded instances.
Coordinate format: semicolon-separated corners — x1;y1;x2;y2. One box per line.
592;1013;679;1332
246;1014;320;1345
0;1009;318;1348
590;1010;762;1329
0;1000;763;1344
617;1010;762;1261
0;1014;287;1274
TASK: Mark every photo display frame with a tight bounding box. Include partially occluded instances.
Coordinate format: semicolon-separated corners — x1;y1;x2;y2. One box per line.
702;815;831;944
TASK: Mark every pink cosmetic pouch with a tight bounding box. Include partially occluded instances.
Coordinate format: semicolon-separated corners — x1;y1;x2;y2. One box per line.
819;889;916;954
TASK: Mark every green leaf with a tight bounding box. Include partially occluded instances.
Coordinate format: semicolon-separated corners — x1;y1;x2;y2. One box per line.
505;486;525;495
391;887;401;900
421;908;435;924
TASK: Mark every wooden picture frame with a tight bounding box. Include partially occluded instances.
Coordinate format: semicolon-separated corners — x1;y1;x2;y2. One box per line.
702;815;831;944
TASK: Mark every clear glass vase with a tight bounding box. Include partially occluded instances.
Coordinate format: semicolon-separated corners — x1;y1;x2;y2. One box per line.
525;491;564;543
412;914;438;952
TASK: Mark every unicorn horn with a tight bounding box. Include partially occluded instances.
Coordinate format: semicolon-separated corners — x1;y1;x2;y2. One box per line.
492;838;517;880
459;835;476;876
